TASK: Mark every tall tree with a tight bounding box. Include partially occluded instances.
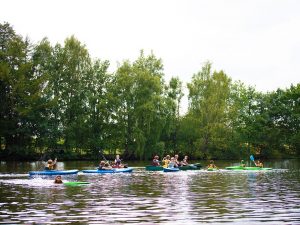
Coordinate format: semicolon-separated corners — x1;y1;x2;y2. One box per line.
187;62;231;158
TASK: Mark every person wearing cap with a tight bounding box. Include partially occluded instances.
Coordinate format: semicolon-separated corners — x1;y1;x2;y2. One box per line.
45;158;57;170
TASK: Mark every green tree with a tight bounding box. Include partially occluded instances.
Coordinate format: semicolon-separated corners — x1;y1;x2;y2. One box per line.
187;62;232;159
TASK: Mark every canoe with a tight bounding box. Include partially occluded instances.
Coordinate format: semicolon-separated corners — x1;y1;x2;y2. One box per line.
179;165;200;170
29;169;79;176
225;166;272;171
145;165;164;171
81;168;133;174
163;167;180;172
64;182;90;186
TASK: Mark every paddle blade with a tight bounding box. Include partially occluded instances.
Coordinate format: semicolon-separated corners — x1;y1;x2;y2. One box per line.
250;155;255;161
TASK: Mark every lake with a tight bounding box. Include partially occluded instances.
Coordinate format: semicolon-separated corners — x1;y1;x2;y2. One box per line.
0;159;299;224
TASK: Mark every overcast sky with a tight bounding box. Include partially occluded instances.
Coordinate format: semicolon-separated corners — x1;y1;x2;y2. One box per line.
2;0;300;112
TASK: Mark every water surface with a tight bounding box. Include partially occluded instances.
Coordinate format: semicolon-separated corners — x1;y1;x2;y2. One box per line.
0;160;299;224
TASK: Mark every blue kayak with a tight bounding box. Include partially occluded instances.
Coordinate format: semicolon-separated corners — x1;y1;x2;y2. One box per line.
29;169;79;176
81;168;133;174
163;167;180;172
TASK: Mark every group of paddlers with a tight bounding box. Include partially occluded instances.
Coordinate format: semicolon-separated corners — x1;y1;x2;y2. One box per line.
152;154;189;168
98;154;128;170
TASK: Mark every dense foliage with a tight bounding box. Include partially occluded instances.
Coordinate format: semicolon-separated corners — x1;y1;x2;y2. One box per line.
0;22;299;160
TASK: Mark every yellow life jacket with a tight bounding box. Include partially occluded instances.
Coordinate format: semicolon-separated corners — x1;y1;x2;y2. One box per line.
162;159;170;168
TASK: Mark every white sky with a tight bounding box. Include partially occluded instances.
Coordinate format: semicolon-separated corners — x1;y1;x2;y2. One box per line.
1;0;300;113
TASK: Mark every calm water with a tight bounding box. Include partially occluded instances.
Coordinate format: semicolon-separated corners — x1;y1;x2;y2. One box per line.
0;160;299;225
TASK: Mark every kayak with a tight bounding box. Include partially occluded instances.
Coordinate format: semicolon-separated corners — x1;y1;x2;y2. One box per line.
163;168;180;172
244;167;272;170
64;181;90;186
207;168;219;171
145;165;164;171
81;168;133;174
29;169;79;176
193;163;202;168
179;165;200;170
225;166;272;171
225;166;244;170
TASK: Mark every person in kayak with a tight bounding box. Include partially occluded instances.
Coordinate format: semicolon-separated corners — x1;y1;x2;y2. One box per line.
207;160;218;169
152;155;160;166
174;154;181;166
104;162;112;170
45;158;57;170
181;156;189;166
168;157;177;168
98;161;113;170
162;155;170;168
114;155;122;168
240;160;246;167
98;161;106;170
54;175;63;184
255;160;263;168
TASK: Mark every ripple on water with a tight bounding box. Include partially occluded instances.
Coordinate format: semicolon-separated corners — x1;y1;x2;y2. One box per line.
0;168;300;224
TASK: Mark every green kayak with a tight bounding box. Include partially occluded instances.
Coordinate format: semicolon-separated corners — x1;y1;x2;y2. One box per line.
225;166;272;171
207;168;219;171
244;167;272;170
64;182;90;186
225;166;244;170
145;165;164;171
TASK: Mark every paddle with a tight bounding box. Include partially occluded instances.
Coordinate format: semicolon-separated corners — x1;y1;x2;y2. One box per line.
98;148;107;161
250;155;255;166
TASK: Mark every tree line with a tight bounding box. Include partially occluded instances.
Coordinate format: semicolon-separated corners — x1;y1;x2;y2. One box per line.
0;22;299;160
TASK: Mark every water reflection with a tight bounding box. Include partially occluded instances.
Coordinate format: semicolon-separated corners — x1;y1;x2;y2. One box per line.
0;161;299;224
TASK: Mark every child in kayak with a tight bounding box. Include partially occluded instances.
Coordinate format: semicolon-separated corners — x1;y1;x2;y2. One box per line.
54;175;63;184
98;161;113;170
255;160;263;168
174;154;181;166
207;160;218;169
240;160;246;167
45;158;57;170
168;157;177;168
181;156;189;166
162;155;170;168
152;155;160;166
98;161;106;170
114;155;122;168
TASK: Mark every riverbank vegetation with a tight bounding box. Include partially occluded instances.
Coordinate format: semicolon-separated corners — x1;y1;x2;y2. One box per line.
1;22;299;160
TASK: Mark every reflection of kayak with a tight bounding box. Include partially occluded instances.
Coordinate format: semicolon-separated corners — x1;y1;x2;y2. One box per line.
29;169;79;176
163;168;180;172
225;166;272;171
64;182;90;186
145;165;164;171
81;168;133;174
179;165;200;170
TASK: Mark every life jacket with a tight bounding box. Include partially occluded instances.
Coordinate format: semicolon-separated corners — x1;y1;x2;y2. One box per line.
168;162;175;168
115;159;121;166
162;159;170;168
